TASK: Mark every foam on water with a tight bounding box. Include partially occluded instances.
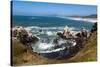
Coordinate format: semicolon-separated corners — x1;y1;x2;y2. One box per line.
32;38;76;53
31;32;77;53
46;31;54;36
38;43;53;50
56;16;97;23
24;25;78;36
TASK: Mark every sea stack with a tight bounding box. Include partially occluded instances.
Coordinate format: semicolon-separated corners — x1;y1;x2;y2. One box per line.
12;26;39;45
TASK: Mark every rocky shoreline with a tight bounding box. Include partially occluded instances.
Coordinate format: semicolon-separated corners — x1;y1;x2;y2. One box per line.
12;22;97;65
12;24;90;59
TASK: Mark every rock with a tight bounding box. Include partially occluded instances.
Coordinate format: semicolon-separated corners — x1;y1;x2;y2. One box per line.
75;32;82;38
31;36;39;44
91;22;97;33
53;38;59;44
12;26;39;45
57;32;66;39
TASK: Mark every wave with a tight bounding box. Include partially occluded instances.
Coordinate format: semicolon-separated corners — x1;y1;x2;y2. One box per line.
59;16;97;23
24;26;79;36
32;37;76;53
32;40;67;53
24;26;77;31
31;17;36;19
56;16;68;19
13;25;80;37
25;26;64;30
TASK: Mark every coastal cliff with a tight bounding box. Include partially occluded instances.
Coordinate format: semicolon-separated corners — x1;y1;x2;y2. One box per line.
11;23;97;66
67;31;97;62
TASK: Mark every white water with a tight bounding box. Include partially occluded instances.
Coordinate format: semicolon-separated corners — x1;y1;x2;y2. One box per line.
31;36;77;53
26;25;89;53
56;16;97;23
24;26;79;37
66;17;97;23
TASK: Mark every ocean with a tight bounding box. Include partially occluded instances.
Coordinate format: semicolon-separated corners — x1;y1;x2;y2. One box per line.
12;15;93;35
12;15;93;28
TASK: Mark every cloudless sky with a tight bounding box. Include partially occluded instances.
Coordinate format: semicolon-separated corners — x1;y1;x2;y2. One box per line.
12;1;97;16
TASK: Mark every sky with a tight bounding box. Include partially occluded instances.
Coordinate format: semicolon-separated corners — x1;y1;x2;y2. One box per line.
12;1;97;16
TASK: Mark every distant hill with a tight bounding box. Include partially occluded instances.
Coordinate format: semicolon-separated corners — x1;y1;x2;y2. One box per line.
82;14;97;18
68;14;97;18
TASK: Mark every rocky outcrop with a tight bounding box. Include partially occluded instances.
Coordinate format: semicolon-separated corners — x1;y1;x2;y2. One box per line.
12;26;39;46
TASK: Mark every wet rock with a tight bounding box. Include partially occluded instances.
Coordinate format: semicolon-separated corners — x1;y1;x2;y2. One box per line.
57;32;66;39
53;38;59;44
31;36;39;44
75;33;82;38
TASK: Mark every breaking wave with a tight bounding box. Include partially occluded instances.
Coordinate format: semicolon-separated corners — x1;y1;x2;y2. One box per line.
24;26;79;36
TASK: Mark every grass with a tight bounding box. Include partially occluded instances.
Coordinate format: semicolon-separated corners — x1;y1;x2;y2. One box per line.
12;40;27;65
12;39;43;66
12;31;97;66
12;40;27;56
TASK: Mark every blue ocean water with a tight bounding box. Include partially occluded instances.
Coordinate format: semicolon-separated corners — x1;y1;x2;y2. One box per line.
12;15;93;30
